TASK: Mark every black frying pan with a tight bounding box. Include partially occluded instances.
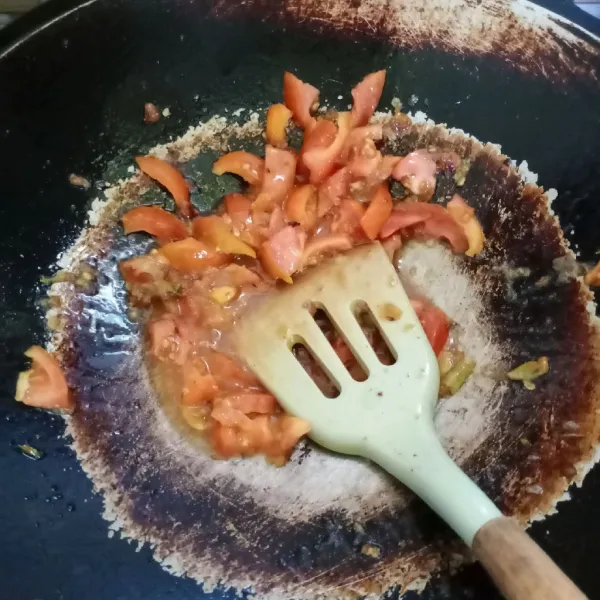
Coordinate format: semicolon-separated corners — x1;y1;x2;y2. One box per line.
1;1;600;599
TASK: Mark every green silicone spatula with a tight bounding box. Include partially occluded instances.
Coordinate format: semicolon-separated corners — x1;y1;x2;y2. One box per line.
235;242;587;600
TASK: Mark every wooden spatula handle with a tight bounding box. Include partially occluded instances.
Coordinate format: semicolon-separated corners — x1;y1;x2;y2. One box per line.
472;517;588;600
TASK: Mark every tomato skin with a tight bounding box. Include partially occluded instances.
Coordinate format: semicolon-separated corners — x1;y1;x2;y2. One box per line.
261;146;297;205
380;202;469;254
212;151;264;185
285;184;318;230
298;119;337;180
159;238;231;273
360;183;393;240
224;193;252;224
180;365;219;406
283;72;319;129
351;70;386;127
410;299;450;356
302;234;353;267
15;346;72;410
122;206;188;242
303;112;352;185
259;226;305;284
266;103;293;147
191;215;256;258
135;156;194;218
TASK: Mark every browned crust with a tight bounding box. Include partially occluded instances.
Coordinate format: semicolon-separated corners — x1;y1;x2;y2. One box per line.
47;111;600;598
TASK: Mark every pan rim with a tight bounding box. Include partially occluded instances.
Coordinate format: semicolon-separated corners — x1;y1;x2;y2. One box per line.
0;0;599;62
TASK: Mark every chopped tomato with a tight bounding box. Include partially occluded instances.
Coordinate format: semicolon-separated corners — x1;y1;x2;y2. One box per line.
351;70;386;127
159;238;231;273
342;124;384;159
302;234;353;266
266;103;293;147
211;424;254;457
410;299;450;356
148;318;190;364
119;253;170;284
392;150;437;199
211;403;254;429
259;225;305;283
15;346;72;410
317;166;351;217
303;112;352;185
200;350;262;389
268;206;288;235
331;198;366;240
122;206;188;242
191;215;256;258
380;203;469;253
218;393;277;414
224;193;252;225
360;183;392;240
298;119;338;179
136;156;194;218
261;146;297;205
283;72;319;129
446;194;485;257
285;184;318;230
212;151;264;185
181;365;219;406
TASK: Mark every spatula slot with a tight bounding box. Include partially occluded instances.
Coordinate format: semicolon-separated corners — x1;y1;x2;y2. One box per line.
311;308;368;382
291;341;341;398
352;301;397;366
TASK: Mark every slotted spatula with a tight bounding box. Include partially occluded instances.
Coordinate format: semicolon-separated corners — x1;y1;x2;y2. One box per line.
234;242;587;600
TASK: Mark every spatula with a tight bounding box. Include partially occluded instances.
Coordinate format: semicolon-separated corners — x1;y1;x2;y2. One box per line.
234;242;587;600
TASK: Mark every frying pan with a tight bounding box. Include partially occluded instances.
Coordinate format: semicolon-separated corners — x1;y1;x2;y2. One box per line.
1;0;600;599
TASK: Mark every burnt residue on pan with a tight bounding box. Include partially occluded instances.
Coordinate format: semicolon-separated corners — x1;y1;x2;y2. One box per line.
48;110;600;599
210;0;599;84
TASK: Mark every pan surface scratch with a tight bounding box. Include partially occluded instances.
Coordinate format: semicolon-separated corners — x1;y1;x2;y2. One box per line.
49;106;600;598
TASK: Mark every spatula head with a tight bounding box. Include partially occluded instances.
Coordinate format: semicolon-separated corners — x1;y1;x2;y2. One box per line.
234;242;440;457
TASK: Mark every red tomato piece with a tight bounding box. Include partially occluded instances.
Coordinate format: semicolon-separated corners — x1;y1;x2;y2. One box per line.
261;145;297;205
119;253;170;284
410;299;450;356
317;166;351;217
148;318;190;364
136;156;194;219
380;203;468;253
298;119;338;179
212;151;264;185
331;198;367;240
15;346;72;411
191;215;256;258
224;193;252;225
199;350;261;389
283;72;319;129
266;103;293;147
122;206;188;242
180;365;219;406
159;238;231;273
303;112;352;185
220;393;278;414
350;70;386;127
302;234;353;267
259;225;305;283
360;183;393;240
284;184;318;230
